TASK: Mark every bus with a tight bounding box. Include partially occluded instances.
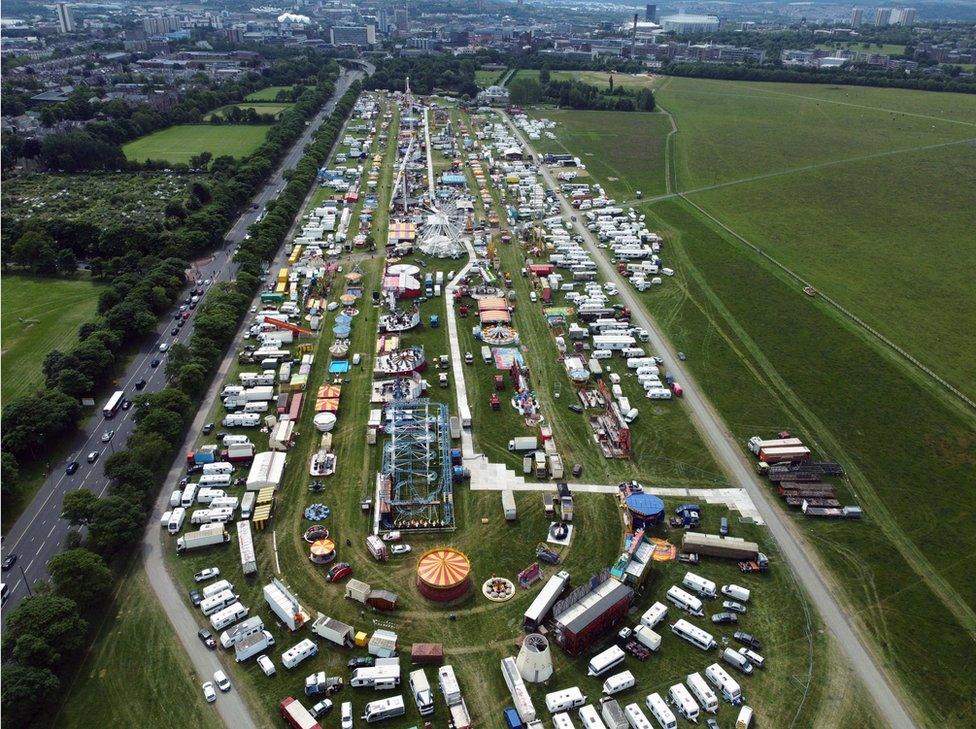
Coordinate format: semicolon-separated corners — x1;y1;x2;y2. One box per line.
103;390;124;418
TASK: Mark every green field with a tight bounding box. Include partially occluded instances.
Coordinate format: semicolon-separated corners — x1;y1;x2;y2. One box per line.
56;569;221;729
475;69;505;87
57;95;884;729
206;103;293;120
531;81;976;726
244;85;294;102
122;125;271;165
1;274;104;403
528;109;672;200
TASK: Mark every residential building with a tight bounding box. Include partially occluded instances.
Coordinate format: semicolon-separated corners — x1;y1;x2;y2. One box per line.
850;8;863;26
891;8;916;26
874;7;891;26
645;4;657;22
56;3;75;34
394;6;409;32
144;16;182;36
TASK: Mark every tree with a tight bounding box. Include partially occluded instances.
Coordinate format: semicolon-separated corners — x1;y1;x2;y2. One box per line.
1;664;59;727
1;451;19;499
55;368;94;398
56;248;78;274
539;65;551;84
47;549;113;611
2;594;88;669
61;488;98;526
11;229;55;269
88;496;144;556
1;388;82;459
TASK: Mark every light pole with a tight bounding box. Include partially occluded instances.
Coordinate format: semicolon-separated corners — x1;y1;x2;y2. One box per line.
19;563;32;597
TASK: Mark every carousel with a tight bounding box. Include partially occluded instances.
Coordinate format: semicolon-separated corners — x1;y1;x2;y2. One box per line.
416;547;472;602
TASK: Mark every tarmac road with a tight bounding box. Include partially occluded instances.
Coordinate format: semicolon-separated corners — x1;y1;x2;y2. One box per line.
504;113;918;729
0;67;361;629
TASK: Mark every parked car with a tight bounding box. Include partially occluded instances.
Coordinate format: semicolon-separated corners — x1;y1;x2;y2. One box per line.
2;555;17;571
202;682;217;703
327;562;352;583
101;430;115;443
723;600;747;614
706;720;720;729
340;702;353;729
711;612;738;625
347;656;375;669
198;629;216;649
189;589;203;606
87;451;99;464
66;461;80;475
194;567;220;582
202;422;215;434
213;670;231;692
734;631;762;651
568;404;584;414
310;699;333;718
391;544;411;555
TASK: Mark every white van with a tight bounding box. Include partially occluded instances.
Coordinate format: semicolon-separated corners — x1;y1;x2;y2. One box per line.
722;647;754;675
667;683;699;722
587;645;625;677
602;670;635;696
644;693;676;729
683;572;717;599
547;687;587;714
167;507;186;534
721;584;751;602
362;695;405;723
210;602;249;631
180;484;198;508
200;589;236;616
735;705;754;729
257;654;276;676
281;639;318;669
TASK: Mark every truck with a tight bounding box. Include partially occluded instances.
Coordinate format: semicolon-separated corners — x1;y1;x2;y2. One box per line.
759;446;811;464
235;629;275;662
280;697;321;729
746;436;802;455
176;523;230;553
305;671;344;697
508;437;538;452
311;613;354;647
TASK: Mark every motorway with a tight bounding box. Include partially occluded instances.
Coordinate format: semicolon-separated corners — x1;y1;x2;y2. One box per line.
0;68;361;624
504;113;918;729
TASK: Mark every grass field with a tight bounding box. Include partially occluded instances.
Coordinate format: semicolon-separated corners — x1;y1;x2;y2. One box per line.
206;103;293;120
531;83;976;727
1;274;104;403
244;85;294;102
475;69;505;87
57;95;884;729
122;125;270;165
527;109;672;200
56;569;222;729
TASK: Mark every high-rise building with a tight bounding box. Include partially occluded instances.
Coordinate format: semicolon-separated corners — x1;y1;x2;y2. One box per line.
874;7;891;25
645;4;657;22
394;6;409;32
56;2;75;33
377;6;390;33
330;25;377;47
850;8;863;26
143;16;182;36
891;8;916;25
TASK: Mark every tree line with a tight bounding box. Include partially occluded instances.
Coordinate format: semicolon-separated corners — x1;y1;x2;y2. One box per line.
0;74;362;727
363;54;481;97
507;73;656;112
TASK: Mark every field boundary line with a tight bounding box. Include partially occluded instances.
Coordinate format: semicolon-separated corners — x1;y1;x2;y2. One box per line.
677;193;976;413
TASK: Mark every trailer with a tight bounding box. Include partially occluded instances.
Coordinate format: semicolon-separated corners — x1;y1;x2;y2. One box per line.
311;613;354;647
176;523;229;553
681;532;760;562
670;619;716;651
602;670;635;696
264;577;308;631
523;570;571;631
705;663;743;704
666;585;704;617
502;489;517;520
668;683;699;722
682;571;717;599
501;656;537;723
587;645;625;677
235;628;274;662
759;446;811;464
237;519;257;575
686;672;719;713
639;602;667;629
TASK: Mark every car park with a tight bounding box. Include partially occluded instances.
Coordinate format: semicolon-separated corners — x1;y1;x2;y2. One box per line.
198;629;216;649
194;567;220;582
202;682;216;703
213;670;231;692
66;461;80;474
101;430;115;443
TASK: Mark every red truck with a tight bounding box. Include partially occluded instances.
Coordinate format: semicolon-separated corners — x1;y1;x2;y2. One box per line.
280;697;320;729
